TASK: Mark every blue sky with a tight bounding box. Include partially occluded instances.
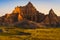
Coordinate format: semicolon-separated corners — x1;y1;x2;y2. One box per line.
0;0;60;16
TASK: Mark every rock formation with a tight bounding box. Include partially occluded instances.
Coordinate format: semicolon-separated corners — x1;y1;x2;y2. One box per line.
41;9;59;27
0;2;60;27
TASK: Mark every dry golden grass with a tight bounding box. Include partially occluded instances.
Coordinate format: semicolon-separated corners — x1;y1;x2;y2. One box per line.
0;27;60;40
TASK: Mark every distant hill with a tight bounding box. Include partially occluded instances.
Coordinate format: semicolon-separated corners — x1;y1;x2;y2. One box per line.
0;2;60;28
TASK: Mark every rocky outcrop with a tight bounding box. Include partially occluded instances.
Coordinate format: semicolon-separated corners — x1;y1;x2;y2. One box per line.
41;9;59;27
49;9;59;24
11;2;45;23
12;6;23;21
0;2;60;27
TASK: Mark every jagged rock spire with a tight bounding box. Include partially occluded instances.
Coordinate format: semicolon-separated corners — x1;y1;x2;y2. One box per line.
26;2;33;7
49;9;57;16
28;2;32;5
49;9;58;19
42;9;59;26
49;9;59;24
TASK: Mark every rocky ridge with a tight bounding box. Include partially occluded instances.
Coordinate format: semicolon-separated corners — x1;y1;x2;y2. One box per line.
0;2;60;28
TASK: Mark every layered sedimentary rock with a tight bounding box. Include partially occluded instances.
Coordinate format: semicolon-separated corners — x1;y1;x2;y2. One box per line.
0;2;60;27
13;6;23;21
21;2;45;22
41;9;59;26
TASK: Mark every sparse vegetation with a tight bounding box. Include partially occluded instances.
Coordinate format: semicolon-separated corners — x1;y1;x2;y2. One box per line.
0;27;60;40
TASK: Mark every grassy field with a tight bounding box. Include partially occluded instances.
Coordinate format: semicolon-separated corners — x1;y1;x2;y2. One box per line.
0;27;60;40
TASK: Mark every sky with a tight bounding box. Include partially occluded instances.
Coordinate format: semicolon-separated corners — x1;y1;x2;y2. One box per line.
0;0;60;16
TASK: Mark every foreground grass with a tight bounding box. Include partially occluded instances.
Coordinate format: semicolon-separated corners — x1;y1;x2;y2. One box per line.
0;27;60;40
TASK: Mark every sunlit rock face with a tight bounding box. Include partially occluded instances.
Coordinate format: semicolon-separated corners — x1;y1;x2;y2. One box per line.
13;6;21;14
18;13;23;21
12;6;23;21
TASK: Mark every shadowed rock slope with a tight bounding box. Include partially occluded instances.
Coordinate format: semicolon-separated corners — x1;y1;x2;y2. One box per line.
41;9;60;27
